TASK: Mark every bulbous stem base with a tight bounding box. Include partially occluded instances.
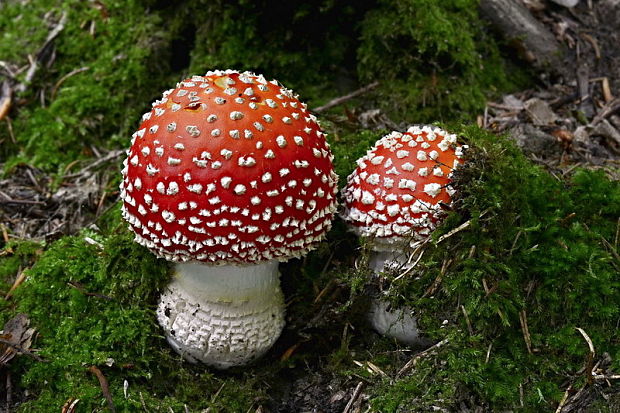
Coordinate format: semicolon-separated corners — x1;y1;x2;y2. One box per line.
368;251;427;346
156;260;285;369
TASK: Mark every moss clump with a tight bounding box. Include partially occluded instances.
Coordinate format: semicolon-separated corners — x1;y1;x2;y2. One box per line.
0;240;42;315
328;125;387;186
366;126;620;410
1;0;171;171
167;0;373;106
3;208;267;411
2;0;525;173
358;0;525;121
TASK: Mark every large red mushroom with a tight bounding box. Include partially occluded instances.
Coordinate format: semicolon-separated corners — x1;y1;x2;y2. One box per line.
341;125;465;344
120;70;338;368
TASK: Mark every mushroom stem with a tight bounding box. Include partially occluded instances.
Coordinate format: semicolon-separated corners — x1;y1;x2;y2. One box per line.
156;260;285;369
367;250;428;346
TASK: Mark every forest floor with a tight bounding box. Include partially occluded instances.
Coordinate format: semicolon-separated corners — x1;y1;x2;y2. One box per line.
1;1;619;412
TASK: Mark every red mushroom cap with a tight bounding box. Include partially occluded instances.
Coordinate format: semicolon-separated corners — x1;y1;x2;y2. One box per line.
341;125;464;246
120;70;339;264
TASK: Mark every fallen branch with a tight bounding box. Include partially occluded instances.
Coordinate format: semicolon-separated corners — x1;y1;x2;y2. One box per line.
480;0;566;74
313;82;379;113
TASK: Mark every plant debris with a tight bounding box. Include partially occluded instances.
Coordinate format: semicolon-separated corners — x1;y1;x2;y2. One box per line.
0;314;39;364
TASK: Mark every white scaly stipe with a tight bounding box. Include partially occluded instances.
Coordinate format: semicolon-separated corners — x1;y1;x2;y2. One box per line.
156;260;285;369
367;251;429;346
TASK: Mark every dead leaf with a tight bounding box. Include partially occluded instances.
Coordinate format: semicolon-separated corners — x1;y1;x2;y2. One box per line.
0;313;36;365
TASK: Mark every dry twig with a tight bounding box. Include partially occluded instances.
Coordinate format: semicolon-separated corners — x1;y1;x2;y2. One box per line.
61;398;80;413
15;12;68;94
5;268;27;299
576;327;595;385
67;281;113;301
435;219;472;244
591;98;620;126
313;82;379;113
397;339;449;378
422;258;452;297
88;366;116;412
0;81;11;122
62;149;124;179
51;66;90;100
342;381;364;413
461;305;474;336
0;338;44;363
519;310;533;354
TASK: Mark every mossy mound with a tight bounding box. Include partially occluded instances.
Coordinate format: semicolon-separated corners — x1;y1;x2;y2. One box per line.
358;0;526;121
1;210;269;411
0;0;173;172
362;125;620;411
1;127;618;411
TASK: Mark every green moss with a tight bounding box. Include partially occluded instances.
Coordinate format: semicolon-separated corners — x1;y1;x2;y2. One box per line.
1;0;172;171
0;240;42;281
358;0;527;121
366;126;620;410
2;0;529;173
327;126;386;186
0;240;43;317
2;209;268;411
178;0;371;106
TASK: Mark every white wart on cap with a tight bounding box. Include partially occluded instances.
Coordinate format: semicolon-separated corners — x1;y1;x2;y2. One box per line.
341;125;464;247
120;70;339;264
342;125;465;346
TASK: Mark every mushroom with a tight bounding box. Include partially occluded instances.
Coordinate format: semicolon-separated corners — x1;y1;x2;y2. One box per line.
119;70;339;368
341;125;465;344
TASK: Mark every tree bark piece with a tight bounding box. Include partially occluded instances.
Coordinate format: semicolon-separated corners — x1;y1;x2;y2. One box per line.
480;0;567;75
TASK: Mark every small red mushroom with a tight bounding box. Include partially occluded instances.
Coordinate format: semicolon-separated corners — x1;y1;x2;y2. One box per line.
120;70;338;367
341;125;465;344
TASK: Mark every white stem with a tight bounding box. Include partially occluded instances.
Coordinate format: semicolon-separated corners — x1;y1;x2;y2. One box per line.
156;260;285;369
368;250;427;346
